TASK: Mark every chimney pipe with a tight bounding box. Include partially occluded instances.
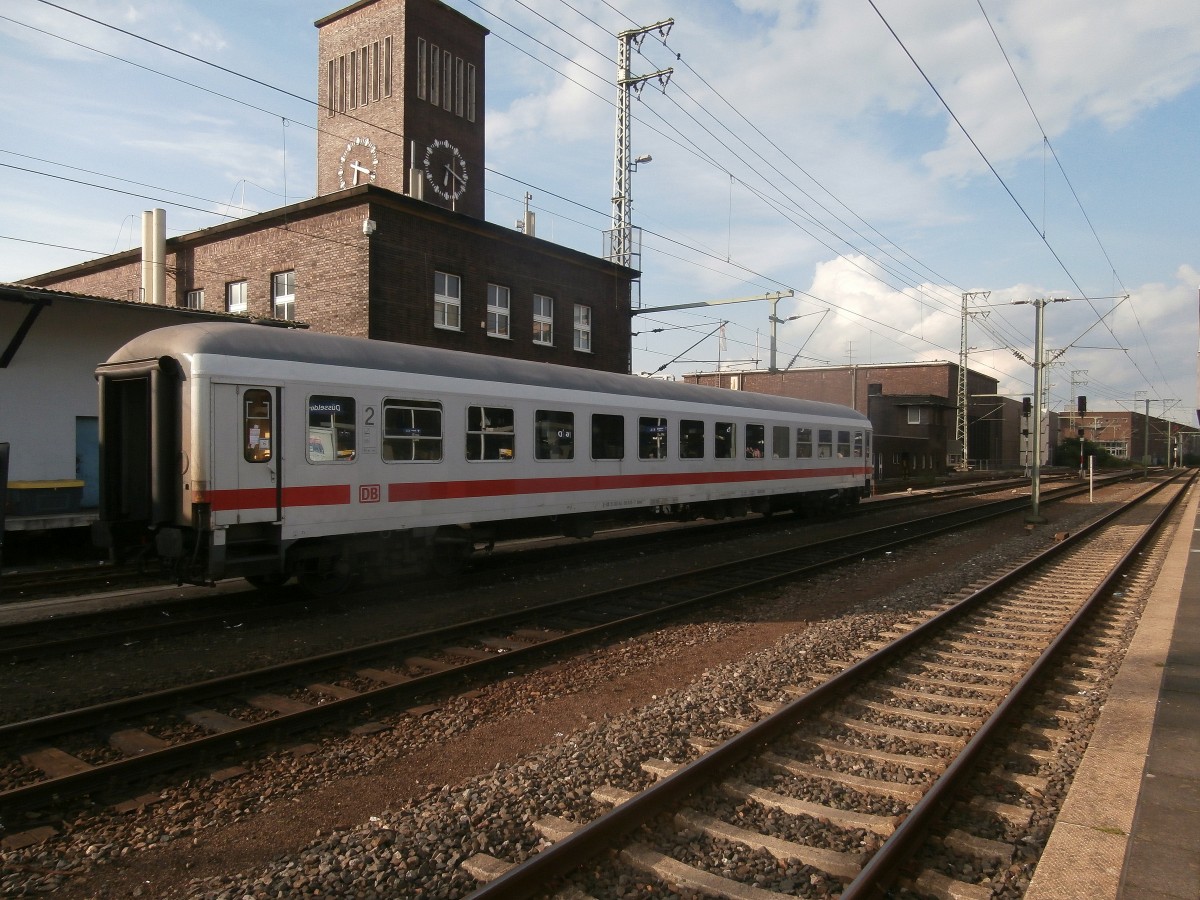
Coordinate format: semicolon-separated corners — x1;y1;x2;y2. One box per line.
141;208;166;305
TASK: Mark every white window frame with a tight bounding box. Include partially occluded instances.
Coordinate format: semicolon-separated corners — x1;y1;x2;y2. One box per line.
907;407;922;425
573;303;592;352
487;283;510;338
226;280;247;313
272;270;295;320
533;293;554;345
434;271;461;330
184;289;203;310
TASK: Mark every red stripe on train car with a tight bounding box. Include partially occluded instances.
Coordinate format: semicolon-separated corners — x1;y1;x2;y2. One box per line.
207;484;350;511
385;466;868;503
204;467;870;512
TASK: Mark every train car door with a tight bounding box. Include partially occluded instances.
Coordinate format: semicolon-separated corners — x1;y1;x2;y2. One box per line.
212;383;282;525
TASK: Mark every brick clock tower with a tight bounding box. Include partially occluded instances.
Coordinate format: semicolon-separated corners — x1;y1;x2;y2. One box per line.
315;0;486;218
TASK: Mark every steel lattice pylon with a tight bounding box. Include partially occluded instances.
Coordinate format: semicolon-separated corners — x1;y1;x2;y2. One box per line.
606;20;673;275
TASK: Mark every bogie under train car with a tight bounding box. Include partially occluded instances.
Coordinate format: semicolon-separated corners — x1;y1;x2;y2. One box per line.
93;323;872;593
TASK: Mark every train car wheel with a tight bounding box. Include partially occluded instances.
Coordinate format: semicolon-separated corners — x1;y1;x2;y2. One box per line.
431;526;472;577
245;573;290;592
298;559;352;596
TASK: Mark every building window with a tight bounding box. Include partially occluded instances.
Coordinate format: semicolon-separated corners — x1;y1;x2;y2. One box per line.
349;49;357;108
272;271;295;320
455;57;464;116
184;289;203;310
745;424;765;458
434;271;461;330
591;413;624;460
370;41;378;101
416;38;426;100
837;430;851;458
487;284;510;338
679;419;704;459
817;429;833;458
326;59;335;116
907;407;922;425
226;280;247;313
715;421;735;459
772;425;790;459
639;417;668;460
796;426;813;458
430;44;440;106
383;36;392;98
443;53;453;111
535;409;573;459
338;55;347;112
573;303;592;352
243;389;272;463
307;395;356;462
382;398;442;461
466;405;514;461
359;45;368;105
466;63;476;122
533;294;553;345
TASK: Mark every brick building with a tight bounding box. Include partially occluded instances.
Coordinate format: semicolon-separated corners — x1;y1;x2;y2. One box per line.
1057;408;1196;466
315;0;486;218
683;362;1015;480
20;0;636;372
24;188;634;372
3;0;638;538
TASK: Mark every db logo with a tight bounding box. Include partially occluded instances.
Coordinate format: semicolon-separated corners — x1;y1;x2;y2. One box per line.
359;484;381;503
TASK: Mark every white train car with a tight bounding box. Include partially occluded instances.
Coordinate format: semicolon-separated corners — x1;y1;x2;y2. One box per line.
93;323;872;592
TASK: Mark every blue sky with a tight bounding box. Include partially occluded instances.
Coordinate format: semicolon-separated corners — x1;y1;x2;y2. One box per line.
2;0;1197;425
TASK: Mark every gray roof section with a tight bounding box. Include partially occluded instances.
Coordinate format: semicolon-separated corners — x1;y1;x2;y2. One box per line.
106;322;870;422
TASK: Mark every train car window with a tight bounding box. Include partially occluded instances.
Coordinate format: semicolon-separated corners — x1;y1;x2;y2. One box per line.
817;429;833;458
771;426;790;459
837;430;851;458
466;405;514;461
679;419;704;459
639;417;668;460
243;389;273;463
535;409;574;459
744;424;765;459
382;399;442;462
308;395;356;462
796;427;814;458
591;413;624;460
715;422;735;459
852;430;864;457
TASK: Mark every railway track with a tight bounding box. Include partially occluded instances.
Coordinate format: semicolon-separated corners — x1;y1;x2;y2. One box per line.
0;471;1071;605
0;472;1147;831
0;471;1109;666
458;473;1191;899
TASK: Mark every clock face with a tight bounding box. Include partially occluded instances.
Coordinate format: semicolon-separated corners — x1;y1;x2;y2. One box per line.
338;138;379;189
422;139;468;201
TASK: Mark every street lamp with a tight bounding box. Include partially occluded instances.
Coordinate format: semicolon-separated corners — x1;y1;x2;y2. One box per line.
768;294;802;373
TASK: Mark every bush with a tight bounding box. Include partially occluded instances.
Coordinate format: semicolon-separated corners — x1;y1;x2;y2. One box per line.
1055;437;1118;468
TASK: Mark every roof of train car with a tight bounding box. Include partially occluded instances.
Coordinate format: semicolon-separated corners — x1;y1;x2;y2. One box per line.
104;322;870;423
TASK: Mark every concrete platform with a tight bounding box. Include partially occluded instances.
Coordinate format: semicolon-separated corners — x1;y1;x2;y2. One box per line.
1025;480;1199;900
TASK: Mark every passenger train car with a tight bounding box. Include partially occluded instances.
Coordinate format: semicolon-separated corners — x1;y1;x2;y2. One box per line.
93;323;873;593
